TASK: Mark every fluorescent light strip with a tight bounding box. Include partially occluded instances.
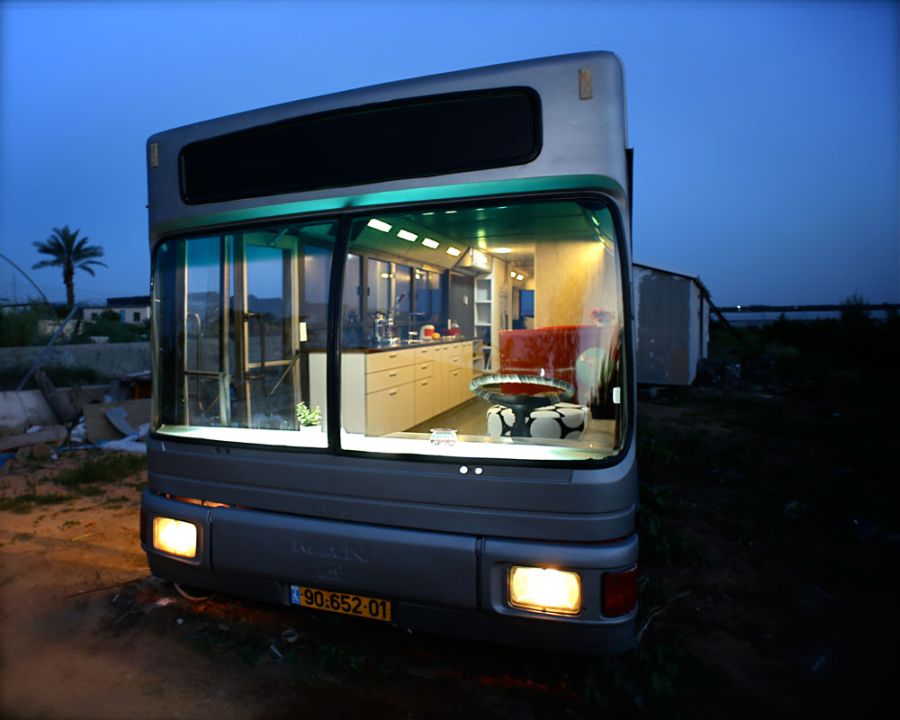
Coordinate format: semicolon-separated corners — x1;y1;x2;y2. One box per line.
446;247;461;257
493;248;512;254
157;425;328;449
397;229;418;242
341;433;610;461
367;218;392;233
422;238;440;249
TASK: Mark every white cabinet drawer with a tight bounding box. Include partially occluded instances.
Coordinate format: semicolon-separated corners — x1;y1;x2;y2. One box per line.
414;360;434;380
367;349;413;374
414;346;435;362
366;382;414;436
367;364;414;394
448;367;463;406
414;377;436;425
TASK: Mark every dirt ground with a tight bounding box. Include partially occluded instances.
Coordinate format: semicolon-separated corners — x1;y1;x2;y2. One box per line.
0;383;897;719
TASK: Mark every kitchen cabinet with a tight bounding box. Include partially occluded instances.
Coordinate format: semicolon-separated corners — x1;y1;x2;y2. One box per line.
310;340;475;436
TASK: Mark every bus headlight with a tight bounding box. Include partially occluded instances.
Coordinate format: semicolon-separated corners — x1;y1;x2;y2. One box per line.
508;566;581;616
152;517;198;559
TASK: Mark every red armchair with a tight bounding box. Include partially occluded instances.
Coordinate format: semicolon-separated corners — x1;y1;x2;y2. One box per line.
498;325;604;403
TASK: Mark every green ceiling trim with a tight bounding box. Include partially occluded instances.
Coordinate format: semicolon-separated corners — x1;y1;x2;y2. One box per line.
152;174;625;239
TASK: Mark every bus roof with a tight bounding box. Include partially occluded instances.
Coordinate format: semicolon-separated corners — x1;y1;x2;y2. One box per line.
147;51;629;242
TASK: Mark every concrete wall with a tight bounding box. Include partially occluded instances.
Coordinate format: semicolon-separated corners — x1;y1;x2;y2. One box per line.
0;342;150;378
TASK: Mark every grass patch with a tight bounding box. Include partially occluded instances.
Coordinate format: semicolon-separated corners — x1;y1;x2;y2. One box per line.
0;492;71;514
54;453;147;488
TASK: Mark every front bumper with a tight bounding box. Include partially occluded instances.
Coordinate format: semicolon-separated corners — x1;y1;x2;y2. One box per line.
141;490;638;655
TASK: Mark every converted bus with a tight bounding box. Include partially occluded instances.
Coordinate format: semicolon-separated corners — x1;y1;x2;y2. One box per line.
142;52;638;654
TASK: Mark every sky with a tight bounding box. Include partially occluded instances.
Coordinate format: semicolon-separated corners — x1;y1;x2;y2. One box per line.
0;0;897;308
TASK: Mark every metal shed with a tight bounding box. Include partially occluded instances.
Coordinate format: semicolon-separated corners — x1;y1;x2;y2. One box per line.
633;262;710;386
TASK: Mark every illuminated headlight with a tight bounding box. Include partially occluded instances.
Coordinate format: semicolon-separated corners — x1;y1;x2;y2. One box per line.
152;517;198;559
508;566;581;616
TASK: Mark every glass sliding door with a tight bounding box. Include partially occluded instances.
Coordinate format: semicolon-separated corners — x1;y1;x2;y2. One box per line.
152;220;336;448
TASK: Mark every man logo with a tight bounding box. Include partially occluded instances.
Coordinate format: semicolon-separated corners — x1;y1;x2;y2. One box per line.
292;539;371;564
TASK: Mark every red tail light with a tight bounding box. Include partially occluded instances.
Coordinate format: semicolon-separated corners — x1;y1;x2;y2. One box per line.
602;567;638;617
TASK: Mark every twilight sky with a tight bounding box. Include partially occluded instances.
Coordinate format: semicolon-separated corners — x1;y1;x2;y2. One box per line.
0;0;897;307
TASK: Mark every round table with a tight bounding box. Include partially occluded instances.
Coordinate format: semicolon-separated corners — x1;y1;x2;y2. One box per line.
470;373;576;437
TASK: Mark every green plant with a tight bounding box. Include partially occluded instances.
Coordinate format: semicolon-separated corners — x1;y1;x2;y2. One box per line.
54;453;147;487
295;401;322;427
589;330;623;418
73;314;150;343
0;302;57;348
0;492;71;514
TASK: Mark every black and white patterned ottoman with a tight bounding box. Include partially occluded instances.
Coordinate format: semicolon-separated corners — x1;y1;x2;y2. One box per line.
486;402;589;440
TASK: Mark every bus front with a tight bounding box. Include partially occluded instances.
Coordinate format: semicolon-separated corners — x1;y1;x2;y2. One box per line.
142;52;637;654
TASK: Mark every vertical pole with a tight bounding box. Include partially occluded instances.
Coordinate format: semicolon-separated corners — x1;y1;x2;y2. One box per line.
218;235;232;427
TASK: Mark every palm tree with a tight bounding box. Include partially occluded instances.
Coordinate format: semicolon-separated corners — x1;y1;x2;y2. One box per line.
32;226;107;307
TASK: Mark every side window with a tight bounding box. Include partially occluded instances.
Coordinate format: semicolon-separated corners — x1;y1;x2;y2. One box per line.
339;201;626;463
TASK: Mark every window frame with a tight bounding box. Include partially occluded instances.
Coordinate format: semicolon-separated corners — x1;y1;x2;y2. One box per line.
149;190;634;470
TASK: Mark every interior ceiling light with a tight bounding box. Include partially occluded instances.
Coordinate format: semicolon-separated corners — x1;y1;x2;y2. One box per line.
446;247;462;257
367;218;392;233
444;210;457;215
493;247;513;254
397;229;418;242
510;271;517;278
516;273;525;281
422;238;440;249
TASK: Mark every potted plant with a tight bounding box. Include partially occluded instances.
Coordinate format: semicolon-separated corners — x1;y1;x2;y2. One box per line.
295;401;322;431
590;330;622;420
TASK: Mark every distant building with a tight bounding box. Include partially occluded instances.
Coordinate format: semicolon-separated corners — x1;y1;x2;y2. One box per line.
634;263;710;386
82;295;151;324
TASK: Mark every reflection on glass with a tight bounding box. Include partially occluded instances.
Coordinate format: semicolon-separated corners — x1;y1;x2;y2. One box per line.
341;200;626;462
152;221;336;448
342;254;362;346
153;201;628;464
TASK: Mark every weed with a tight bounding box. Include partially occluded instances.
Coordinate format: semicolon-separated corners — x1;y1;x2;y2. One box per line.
239;644;261;667
317;643;366;674
190;631;220;658
0;493;71;514
75;486;104;497
637;416;678;465
54;453;147;488
638;485;704;567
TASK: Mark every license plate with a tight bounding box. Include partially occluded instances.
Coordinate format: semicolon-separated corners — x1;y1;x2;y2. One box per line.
289;585;392;622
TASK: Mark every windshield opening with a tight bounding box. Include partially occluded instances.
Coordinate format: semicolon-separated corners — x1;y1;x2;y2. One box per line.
151;198;628;463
